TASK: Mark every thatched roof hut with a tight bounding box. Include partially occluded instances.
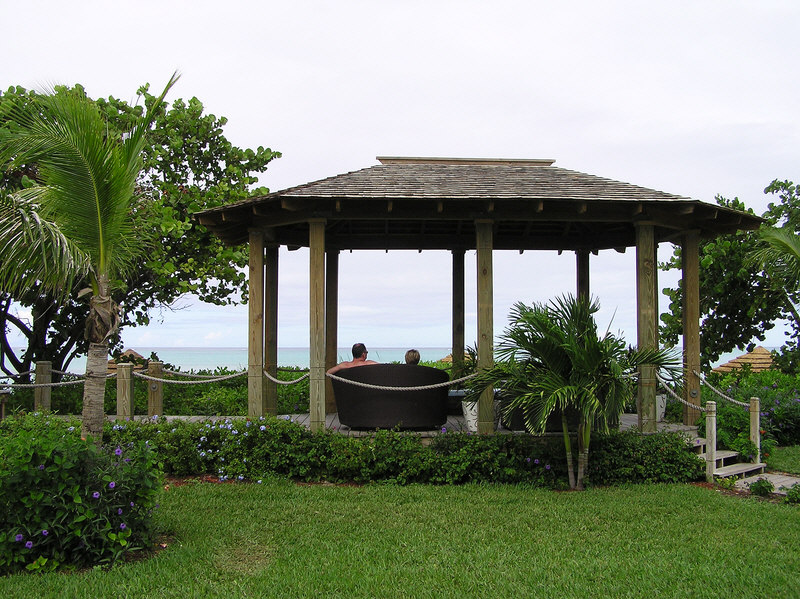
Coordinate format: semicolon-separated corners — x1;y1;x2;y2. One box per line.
712;346;774;374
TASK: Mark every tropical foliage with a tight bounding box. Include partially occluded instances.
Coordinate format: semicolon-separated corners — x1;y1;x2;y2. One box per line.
661;181;800;371
470;295;681;490
0;76;178;440
0;84;280;379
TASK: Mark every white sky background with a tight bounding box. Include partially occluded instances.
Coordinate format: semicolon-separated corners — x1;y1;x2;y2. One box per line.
3;0;800;353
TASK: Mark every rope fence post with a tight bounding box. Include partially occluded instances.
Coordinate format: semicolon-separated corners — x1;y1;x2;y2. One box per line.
705;400;716;483
0;388;8;421
34;361;52;411
147;361;163;417
117;363;135;421
749;397;761;463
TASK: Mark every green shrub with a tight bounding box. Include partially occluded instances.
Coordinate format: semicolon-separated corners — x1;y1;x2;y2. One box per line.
747;477;775;497
784;483;800;504
0;413;162;573
104;418;703;490
588;431;705;485
701;369;800;446
6;366;311;417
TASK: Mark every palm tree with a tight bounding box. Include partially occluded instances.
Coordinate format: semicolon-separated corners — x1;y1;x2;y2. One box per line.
748;225;800;328
0;74;178;441
470;294;680;490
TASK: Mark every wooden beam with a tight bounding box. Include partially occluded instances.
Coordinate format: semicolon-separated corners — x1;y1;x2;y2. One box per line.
576;249;590;300
325;249;339;413
264;245;279;415
635;224;658;432
309;220;326;432
452;249;466;378
682;231;702;425
247;230;266;418
476;220;494;434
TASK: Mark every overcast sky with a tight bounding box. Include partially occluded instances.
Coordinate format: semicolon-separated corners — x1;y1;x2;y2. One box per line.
3;1;799;354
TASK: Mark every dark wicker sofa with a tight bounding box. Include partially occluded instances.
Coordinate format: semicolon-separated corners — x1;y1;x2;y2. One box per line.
330;364;450;430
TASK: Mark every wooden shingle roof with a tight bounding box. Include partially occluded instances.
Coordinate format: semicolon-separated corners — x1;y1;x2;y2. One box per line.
194;157;762;250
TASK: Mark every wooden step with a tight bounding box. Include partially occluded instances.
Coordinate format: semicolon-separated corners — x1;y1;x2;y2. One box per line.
714;462;767;479
699;450;739;466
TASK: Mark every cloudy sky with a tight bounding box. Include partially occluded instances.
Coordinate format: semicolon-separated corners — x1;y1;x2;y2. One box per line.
3;1;799;354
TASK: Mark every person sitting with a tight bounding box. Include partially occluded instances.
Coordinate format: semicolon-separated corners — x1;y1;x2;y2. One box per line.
327;343;379;375
404;349;420;365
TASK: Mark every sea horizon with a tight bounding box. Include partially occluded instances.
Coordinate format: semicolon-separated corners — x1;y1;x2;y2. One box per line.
41;347;455;373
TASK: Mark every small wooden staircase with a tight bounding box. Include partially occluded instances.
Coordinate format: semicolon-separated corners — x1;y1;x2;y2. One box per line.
692;437;767;479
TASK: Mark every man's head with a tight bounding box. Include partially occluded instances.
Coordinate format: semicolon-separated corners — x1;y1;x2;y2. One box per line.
405;349;420;365
352;343;368;359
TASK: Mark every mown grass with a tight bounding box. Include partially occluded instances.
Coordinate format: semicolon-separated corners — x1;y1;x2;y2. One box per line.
2;480;799;598
768;445;800;475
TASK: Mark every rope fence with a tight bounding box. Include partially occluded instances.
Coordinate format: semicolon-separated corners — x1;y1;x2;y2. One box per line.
133;370;247;385
655;373;706;412
692;370;751;407
325;372;478;392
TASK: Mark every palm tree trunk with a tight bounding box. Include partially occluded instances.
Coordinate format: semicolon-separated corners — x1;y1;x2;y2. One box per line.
561;411;576;489
575;420;591;491
81;276;118;443
81;341;108;442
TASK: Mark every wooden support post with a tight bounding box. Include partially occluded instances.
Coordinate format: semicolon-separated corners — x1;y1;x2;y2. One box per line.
34;361;52;411
116;363;134;421
265;245;279;415
147;361;163;417
750;397;761;463
576;249;590;300
476;221;494;434
705;401;717;483
248;230;267;418
452;249;466;376
325;249;339;413
309;219;327;432
682;231;702;425
636;224;657;432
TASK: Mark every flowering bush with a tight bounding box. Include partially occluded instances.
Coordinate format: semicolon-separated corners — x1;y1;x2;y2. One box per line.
0;413;162;573
103;416;703;489
699;369;800;447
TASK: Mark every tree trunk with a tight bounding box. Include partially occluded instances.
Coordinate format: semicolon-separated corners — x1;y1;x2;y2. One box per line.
575;420;591;491
81;276;119;444
562;411;576;490
81;341;108;442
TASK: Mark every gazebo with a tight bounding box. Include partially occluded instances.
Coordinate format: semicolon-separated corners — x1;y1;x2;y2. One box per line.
194;157;762;433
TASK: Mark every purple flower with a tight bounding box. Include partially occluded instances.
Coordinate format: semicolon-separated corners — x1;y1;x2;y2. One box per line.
130;502;135;507
114;447;123;456
534;459;539;464
545;464;551;470
118;508;123;515
15;534;23;542
526;457;531;463
92;491;100;499
109;482;116;489
120;523;126;530
25;541;33;549
38;464;45;470
441;427;447;433
41;529;48;536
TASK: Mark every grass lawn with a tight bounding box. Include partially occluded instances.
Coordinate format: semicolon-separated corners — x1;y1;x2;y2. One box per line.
768;445;800;475
2;480;798;598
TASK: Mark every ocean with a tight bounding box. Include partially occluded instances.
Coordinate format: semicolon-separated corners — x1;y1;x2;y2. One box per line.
61;347;453;373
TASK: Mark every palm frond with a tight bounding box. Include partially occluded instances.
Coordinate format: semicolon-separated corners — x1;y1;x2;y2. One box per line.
750;226;800;288
0;74;179;294
0;189;91;298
